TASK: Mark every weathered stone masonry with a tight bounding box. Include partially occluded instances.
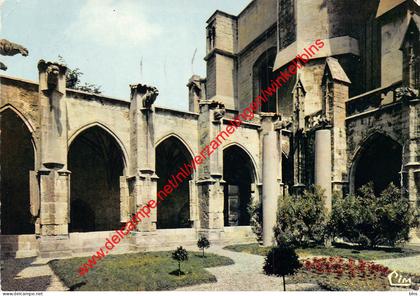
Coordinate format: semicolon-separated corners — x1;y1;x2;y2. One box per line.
1;0;419;258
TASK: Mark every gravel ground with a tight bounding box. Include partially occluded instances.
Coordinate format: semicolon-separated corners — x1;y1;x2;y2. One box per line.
0;257;67;291
375;255;420;274
176;245;321;291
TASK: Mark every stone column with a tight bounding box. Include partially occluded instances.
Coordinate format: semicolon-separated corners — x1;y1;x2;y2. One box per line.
197;100;225;242
129;84;159;234
314;127;332;212
262;131;280;246
398;87;420;243
37;60;71;257
399;23;420;243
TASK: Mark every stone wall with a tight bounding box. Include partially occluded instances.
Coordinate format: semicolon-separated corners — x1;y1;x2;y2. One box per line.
237;0;277;52
66;90;131;168
380;8;407;87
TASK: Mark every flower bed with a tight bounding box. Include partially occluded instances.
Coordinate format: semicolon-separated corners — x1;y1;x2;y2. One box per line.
303;257;390;278
289;257;392;291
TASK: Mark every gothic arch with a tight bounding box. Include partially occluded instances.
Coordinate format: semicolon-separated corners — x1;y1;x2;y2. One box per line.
155;133;195;172
0;107;35;234
349;132;403;195
223;144;258;226
0;104;37;151
155;135;194;229
68;122;128;168
223;142;260;183
0;104;36;134
68;125;125;232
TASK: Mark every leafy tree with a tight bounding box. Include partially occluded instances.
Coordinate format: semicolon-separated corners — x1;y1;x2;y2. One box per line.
172;246;188;276
263;245;302;291
329;182;419;247
58;55;101;94
197;236;210;258
275;186;328;248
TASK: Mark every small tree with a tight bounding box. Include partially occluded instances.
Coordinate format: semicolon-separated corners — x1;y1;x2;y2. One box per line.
197;236;210;258
172;246;188;276
58;55;102;94
263;245;302;291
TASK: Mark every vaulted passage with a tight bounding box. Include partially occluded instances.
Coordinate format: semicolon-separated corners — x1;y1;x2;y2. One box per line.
0;109;35;234
353;134;402;195
68;126;124;232
223;146;256;226
156;137;192;229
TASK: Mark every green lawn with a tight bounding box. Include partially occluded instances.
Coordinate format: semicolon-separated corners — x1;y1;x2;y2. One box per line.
49;251;234;291
223;243;420;260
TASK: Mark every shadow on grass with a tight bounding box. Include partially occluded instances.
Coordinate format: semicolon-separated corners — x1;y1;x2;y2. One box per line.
169;270;186;276
331;242;405;253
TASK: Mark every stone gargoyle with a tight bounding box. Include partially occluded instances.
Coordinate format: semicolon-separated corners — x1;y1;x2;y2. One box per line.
37;60;67;91
142;86;159;109
274;117;293;131
209;100;225;120
0;39;29;70
308;114;331;130
395;86;419;101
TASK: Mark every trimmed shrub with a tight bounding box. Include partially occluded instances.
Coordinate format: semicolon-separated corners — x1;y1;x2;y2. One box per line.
329;183;419;247
197;236;210;257
172;246;188;276
263;246;302;291
275;186;328;247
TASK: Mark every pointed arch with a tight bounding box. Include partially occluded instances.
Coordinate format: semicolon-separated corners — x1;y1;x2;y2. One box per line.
155;133;195;165
349;132;402;195
223;142;259;183
68;125;125;232
68;122;128;168
0;107;35;234
0;104;37;152
223;144;258;226
155;135;194;229
0;104;36;134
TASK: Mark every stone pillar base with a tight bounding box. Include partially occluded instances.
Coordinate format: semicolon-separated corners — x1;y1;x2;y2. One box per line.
39;236;72;258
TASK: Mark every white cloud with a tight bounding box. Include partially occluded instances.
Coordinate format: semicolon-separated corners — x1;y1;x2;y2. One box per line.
67;0;161;47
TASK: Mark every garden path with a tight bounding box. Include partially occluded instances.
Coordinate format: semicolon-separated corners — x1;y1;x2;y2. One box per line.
175;245;320;291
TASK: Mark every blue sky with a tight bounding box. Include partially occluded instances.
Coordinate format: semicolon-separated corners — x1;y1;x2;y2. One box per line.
1;0;251;110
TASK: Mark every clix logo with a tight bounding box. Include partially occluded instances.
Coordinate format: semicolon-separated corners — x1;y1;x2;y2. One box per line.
388;270;412;287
